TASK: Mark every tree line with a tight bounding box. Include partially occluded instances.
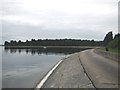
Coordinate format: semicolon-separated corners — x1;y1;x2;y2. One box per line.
4;39;103;46
4;31;119;47
103;31;120;49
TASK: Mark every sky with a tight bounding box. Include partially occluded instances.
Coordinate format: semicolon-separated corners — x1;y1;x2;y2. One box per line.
0;0;119;44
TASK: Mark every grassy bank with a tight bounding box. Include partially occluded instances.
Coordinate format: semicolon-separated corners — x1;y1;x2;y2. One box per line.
99;47;120;54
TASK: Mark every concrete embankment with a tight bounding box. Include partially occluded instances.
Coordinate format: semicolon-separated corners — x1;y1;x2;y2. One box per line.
40;52;94;88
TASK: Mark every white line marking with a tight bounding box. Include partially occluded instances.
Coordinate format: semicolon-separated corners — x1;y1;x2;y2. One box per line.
35;60;63;89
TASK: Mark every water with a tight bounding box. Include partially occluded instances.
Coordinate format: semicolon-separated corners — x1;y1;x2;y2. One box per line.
2;47;87;88
0;47;2;89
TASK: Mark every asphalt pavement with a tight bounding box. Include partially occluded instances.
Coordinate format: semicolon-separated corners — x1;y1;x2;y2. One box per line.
79;49;119;88
37;49;119;89
42;53;94;88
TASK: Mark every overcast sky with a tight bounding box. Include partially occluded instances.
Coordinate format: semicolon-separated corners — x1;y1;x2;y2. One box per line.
0;0;119;44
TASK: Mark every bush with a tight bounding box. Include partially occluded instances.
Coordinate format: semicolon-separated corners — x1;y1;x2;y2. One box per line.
107;37;120;49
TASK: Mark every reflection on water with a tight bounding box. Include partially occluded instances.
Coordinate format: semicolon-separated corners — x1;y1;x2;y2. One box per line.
0;47;2;89
4;47;88;55
3;47;88;88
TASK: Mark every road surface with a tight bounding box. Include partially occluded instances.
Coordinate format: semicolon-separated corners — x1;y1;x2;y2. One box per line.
41;53;94;88
79;49;119;88
36;49;119;89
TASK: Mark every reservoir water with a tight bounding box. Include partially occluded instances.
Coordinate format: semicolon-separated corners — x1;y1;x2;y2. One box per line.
2;46;88;88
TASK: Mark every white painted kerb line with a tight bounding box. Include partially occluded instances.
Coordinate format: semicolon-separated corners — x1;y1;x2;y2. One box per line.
35;60;63;89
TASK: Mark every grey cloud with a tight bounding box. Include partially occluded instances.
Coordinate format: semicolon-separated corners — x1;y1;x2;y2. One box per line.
2;21;107;44
1;0;118;44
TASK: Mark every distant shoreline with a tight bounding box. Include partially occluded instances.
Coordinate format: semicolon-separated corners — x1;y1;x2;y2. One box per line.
4;46;101;49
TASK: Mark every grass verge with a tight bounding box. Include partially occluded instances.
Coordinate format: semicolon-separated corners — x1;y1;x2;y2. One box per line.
99;47;120;54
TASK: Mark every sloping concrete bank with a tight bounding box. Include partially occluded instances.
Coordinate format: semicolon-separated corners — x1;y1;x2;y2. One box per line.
94;49;120;62
39;53;95;88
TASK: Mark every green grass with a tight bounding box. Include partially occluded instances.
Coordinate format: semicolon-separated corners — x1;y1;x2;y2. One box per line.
102;37;120;54
99;47;120;54
99;47;105;51
108;48;120;54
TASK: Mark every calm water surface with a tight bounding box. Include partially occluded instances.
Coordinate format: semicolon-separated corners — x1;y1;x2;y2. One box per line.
2;47;87;88
0;47;2;89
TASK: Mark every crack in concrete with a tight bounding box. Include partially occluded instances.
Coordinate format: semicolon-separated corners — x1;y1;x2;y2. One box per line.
79;82;92;87
78;53;97;90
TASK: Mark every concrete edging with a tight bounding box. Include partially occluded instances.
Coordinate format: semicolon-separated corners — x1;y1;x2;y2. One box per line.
35;60;63;89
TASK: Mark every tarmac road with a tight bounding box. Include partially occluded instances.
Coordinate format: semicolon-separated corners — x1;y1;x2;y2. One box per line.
41;53;94;88
79;49;119;88
36;49;119;89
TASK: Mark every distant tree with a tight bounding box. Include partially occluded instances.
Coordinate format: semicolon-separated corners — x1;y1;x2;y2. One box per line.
10;40;17;46
26;40;29;42
4;41;9;46
31;39;35;41
114;33;120;39
18;40;21;43
10;40;14;43
103;31;113;46
91;40;95;46
18;40;22;46
25;40;28;45
106;33;120;49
